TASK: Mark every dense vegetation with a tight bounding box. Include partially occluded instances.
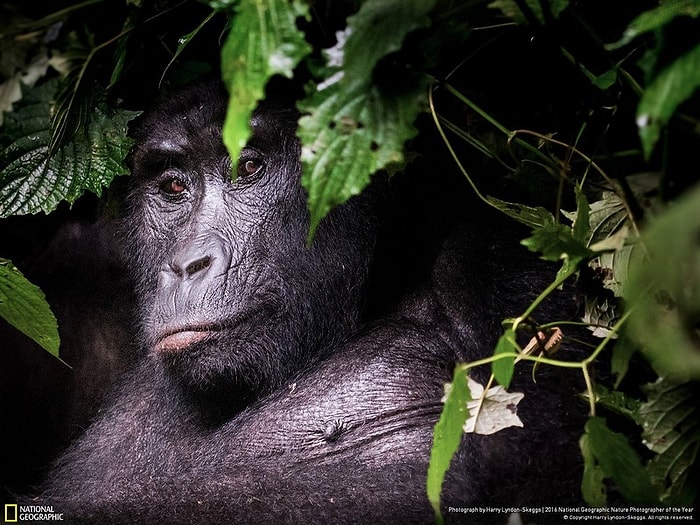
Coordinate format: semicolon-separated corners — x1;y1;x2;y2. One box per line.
1;0;699;520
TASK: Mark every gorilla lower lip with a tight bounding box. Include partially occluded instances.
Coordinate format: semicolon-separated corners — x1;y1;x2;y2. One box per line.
156;330;211;353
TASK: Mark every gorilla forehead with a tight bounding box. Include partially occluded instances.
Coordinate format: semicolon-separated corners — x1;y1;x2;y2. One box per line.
129;82;297;159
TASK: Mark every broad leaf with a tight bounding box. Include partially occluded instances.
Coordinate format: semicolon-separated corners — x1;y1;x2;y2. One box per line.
637;42;700;159
610;333;637;388
0;80;137;217
639;378;699;505
0;258;59;357
580;432;607;507
582;416;659;505
427;365;470;524
219;0;311;165
521;221;594;263
583;174;659;296
615;0;700;47
591;384;641;423
626;183;700;379
299;0;437;238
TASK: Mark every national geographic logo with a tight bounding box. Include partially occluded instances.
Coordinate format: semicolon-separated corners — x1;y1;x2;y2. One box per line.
4;505;64;522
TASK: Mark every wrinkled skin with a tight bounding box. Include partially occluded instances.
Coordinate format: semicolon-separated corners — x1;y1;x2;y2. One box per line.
124;84;377;410
26;82;587;524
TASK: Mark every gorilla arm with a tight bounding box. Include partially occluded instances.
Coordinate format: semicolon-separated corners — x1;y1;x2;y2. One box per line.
32;318;454;525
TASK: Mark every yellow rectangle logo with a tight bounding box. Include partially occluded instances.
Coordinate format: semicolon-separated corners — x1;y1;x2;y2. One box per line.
4;504;18;523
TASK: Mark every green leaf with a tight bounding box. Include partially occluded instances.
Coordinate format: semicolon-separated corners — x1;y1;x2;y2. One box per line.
299;83;426;238
492;328;517;389
521;219;594;284
625;183;700;380
486;196;556;229
610;333;637;388
615;0;700;47
639;378;700;505
593;69;617;90
427;365;470;525
0;80;138;217
637;42;700;159
582;416;659;505
591;384;641;423
521;221;595;263
299;0;437;239
220;0;311;168
585;174;659;296
0;258;60;357
580;432;608;507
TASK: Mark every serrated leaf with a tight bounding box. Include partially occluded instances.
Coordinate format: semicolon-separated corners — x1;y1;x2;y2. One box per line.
427;365;470;524
492;328;517;388
464;377;524;435
581;296;620;339
637;42;700;160
299;0;436;239
0;258;59;357
0;80;138;217
591;384;641;423
584;175;659;296
638;378;700;505
299;82;425;238
626;183;700;380
582;416;659;505
521;221;595;263
220;0;311;166
341;0;436;92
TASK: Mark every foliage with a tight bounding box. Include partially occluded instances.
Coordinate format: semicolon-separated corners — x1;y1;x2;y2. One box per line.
426;365;470;519
1;0;700;521
625;183;700;379
0;79;136;217
219;0;310;165
0;258;60;357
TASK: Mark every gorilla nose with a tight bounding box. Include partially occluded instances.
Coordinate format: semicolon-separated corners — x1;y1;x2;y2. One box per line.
169;253;213;279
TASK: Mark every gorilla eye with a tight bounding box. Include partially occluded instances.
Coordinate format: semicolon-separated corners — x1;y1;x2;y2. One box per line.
237;157;264;178
160;177;187;195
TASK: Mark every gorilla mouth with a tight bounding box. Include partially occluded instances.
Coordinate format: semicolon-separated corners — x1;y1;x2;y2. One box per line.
154;327;216;354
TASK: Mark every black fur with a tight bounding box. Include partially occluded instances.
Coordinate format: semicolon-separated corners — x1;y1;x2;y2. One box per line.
24;81;588;524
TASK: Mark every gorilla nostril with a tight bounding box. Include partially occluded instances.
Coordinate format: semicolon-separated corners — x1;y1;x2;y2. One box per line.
185;255;212;276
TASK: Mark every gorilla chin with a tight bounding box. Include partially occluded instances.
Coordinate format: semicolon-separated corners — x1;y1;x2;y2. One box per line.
156;325;286;399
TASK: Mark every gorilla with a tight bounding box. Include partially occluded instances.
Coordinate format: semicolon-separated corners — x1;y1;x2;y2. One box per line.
22;80;588;524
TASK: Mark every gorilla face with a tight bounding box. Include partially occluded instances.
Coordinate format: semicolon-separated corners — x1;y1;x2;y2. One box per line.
125;82;376;398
